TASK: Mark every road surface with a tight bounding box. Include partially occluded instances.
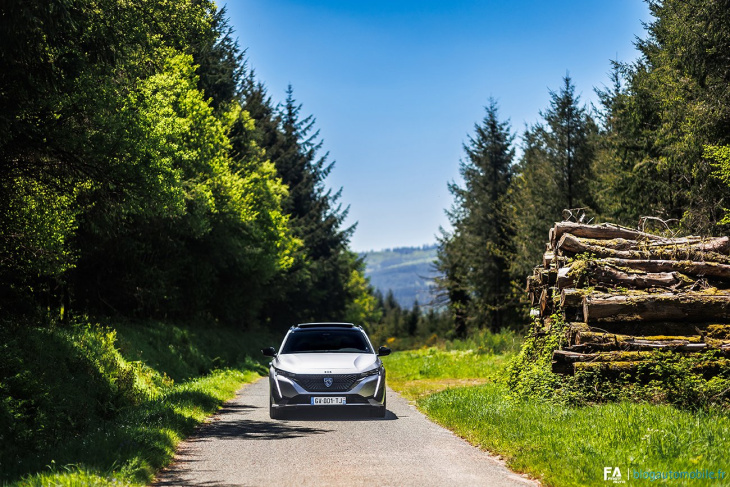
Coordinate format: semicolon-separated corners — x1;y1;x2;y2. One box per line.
153;378;538;486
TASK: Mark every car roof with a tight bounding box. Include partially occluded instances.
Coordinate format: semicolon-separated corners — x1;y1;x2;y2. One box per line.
293;322;358;329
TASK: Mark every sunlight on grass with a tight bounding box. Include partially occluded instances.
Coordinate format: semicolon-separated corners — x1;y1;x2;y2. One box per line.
421;383;730;487
3;320;269;487
383;348;513;401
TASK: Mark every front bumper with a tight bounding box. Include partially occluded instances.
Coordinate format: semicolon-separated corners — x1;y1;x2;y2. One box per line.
269;369;386;409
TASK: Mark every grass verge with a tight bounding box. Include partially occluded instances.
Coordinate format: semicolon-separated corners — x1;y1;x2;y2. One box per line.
420;383;730;486
382;347;513;401
384;343;730;486
1;319;269;486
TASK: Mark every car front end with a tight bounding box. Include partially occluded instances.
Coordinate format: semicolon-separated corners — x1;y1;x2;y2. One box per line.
263;323;389;418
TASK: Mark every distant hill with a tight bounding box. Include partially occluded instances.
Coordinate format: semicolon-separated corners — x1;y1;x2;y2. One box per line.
360;245;440;309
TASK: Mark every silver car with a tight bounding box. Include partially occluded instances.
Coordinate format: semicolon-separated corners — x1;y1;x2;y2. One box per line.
262;322;390;419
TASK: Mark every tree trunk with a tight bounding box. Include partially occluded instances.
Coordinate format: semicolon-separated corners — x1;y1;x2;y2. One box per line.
589;265;685;289
572;359;730;377
597;258;730;280
558;234;730;264
560;289;584;307
553;349;658;363
551;222;663;249
565;342;716;352
582;292;730;323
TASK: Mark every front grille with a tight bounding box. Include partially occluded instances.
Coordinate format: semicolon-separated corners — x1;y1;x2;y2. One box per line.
291;374;360;392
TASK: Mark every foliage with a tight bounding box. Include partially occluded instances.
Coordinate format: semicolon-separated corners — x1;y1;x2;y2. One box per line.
0;318;268;485
506;308;730;411
508;76;597;285
593;0;730;234
707;144;730;225
248;85;361;328
437;100;517;334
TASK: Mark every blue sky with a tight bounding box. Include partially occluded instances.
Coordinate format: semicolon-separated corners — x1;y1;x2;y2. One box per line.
224;1;651;251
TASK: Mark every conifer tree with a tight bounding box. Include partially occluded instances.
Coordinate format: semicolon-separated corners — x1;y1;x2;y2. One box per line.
509;76;597;283
243;83;359;327
437;100;516;332
594;0;730;234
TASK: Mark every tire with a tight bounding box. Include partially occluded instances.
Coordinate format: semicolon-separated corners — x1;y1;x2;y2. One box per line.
371;395;386;418
270;394;282;420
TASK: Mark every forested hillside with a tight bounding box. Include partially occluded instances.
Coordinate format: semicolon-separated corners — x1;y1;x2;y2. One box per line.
437;0;730;336
361;245;438;308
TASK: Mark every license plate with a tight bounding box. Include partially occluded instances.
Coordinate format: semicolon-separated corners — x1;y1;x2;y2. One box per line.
311;396;346;405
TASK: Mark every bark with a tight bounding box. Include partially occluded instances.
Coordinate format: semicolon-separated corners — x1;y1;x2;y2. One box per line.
551;222;663;249
539;288;551;317
572;359;730;377
597;258;730;280
553;349;658;363
568;236;730;253
589;265;684;289
557;234;730;264
560;289;584;308
582;292;730;323
565;342;713;352
557;266;575;289
575;331;703;345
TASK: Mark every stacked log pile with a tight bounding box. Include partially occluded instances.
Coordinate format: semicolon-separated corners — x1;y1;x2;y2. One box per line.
525;222;730;376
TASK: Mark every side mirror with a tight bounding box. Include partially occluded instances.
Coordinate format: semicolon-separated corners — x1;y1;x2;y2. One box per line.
261;346;277;357
378;346;391;357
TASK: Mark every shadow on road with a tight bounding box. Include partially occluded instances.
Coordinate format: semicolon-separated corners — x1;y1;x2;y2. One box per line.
280;408;398;422
201;416;332;440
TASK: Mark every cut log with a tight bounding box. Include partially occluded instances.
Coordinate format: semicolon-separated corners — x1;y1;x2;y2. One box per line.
557;234;730;264
706;324;730;340
557;266;576;289
551;222;663;248
573;359;730;377
543;251;554;267
598;258;730;281
575;331;703;345
553;349;657;363
560;289;584;308
539;288;552;317
565;341;714;352
582;292;730;323
569;236;729;253
589;265;685;289
584;321;716;338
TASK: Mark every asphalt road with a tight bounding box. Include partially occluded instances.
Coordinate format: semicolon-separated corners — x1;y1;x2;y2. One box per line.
153;378;539;487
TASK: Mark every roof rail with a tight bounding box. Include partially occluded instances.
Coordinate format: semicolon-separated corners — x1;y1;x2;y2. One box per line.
294;322;356;329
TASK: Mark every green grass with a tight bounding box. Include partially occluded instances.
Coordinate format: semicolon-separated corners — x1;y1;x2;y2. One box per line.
383;347;513;401
421;384;730;486
1;319;270;486
384;338;730;487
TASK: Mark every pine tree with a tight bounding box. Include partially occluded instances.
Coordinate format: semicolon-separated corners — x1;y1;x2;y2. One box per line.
594;0;730;234
509;76;597;283
436;100;516;333
537;76;596;213
244;84;358;327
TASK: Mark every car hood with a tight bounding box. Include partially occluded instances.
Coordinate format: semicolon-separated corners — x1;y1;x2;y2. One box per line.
274;353;378;374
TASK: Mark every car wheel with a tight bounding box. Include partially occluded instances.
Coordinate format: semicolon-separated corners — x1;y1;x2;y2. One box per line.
270;394;282;420
371;395;386;418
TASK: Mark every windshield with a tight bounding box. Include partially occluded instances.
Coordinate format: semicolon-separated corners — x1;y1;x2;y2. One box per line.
281;329;372;354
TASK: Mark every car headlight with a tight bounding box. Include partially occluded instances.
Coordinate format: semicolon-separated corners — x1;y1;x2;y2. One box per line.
274;367;296;378
359;367;381;379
